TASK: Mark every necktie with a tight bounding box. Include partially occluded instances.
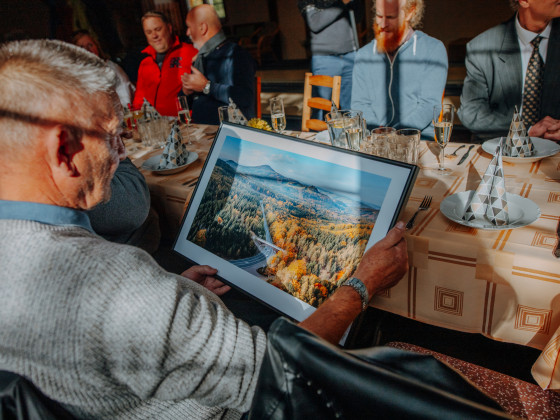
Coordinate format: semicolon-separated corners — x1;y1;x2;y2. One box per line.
522;36;544;127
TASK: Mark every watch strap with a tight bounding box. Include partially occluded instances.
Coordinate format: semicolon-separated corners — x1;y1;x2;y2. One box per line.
203;80;211;95
341;277;369;311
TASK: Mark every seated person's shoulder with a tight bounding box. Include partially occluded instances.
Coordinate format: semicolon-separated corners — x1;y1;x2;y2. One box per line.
467;19;512;49
416;31;446;50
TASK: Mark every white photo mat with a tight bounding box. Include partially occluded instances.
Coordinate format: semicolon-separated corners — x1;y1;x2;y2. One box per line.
174;123;418;322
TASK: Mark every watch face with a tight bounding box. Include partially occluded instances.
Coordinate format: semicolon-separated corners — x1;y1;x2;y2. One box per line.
203;81;210;94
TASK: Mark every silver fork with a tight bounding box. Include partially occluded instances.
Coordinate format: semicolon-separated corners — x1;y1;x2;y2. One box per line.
406;196;432;229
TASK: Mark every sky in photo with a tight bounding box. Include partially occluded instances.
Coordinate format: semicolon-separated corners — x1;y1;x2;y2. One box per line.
219;136;391;209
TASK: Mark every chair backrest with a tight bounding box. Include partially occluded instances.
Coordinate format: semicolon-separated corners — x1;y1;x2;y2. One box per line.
249;318;508;420
301;72;341;132
255;76;262;119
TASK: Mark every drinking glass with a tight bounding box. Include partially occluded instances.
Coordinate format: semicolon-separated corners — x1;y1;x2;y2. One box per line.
387;135;414;163
433;104;454;174
342;110;366;151
218;105;229;123
176;96;191;125
176;96;192;145
343;117;362;151
269;97;286;133
363;127;395;158
326;114;350;149
395;128;421;164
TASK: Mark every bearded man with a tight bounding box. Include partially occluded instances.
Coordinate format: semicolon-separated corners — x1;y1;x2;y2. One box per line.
351;0;448;139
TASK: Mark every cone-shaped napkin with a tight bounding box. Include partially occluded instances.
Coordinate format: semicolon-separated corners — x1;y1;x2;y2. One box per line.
156;122;189;169
140;98;163;122
503;106;534;157
462;139;510;226
227;98;247;125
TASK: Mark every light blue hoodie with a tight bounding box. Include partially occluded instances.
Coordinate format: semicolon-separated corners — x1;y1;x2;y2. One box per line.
351;31;448;139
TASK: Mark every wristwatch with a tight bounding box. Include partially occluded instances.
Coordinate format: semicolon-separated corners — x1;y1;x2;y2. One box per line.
341;277;369;311
202;80;211;95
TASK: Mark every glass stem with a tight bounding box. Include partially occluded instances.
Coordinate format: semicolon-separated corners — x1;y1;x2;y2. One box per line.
439;146;445;170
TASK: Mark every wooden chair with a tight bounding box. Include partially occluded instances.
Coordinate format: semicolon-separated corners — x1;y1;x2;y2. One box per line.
301;72;341;132
255;76;262;119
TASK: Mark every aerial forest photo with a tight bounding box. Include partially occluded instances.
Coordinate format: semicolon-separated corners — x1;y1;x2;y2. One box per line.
187;136;391;308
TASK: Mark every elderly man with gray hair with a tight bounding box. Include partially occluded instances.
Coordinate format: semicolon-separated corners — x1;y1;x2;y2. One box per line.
458;0;560;141
0;39;408;419
351;0;448;139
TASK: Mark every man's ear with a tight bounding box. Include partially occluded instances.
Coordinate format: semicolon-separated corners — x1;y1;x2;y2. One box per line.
405;5;416;24
201;22;209;36
45;125;83;177
518;0;529;9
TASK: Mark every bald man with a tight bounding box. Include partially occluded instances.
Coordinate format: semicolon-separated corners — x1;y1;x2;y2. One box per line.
181;4;256;124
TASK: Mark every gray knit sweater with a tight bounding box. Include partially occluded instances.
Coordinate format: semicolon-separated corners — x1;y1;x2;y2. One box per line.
0;220;267;419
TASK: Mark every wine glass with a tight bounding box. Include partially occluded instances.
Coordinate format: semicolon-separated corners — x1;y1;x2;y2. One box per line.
269;97;286;134
433;104;454;174
176;96;192;144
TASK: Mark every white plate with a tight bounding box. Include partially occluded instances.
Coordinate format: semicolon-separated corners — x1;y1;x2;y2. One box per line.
141;152;198;175
482;137;560;163
440;190;540;230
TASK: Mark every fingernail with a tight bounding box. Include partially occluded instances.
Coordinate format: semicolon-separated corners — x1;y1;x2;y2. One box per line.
395;221;405;230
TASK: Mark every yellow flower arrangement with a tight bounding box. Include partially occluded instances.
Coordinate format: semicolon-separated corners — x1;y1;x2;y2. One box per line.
248;118;273;131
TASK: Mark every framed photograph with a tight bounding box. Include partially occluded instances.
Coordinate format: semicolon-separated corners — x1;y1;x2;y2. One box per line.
174;123;418;323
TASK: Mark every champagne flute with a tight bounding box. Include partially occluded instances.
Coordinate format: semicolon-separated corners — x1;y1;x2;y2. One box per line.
176;96;192;145
433;104;454;174
269;97;286;134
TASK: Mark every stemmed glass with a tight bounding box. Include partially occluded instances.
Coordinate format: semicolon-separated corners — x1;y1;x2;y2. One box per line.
433;103;454;174
176;96;192;144
269;97;286;134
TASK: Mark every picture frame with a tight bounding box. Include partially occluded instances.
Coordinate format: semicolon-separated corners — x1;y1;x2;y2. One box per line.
174;123;418;324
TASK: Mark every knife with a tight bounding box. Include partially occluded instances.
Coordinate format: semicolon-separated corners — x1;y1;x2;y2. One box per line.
554;218;560;258
458;145;475;165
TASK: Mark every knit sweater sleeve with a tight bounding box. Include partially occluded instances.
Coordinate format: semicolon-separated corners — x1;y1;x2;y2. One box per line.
86;245;267;413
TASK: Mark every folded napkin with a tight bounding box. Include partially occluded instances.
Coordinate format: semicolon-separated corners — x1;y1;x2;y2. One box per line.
156;122;189;170
227;98;247;125
140;98;162;122
462;139;509;226
503;106;534;157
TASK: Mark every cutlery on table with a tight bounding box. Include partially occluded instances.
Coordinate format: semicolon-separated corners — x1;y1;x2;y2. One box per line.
457;145;475;165
446;144;466;158
406;196;432;229
554;218;560;258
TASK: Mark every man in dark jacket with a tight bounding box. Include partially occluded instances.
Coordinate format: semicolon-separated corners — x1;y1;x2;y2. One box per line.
181;4;256;125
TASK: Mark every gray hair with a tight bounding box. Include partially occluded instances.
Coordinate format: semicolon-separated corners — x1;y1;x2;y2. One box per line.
372;0;425;29
509;0;519;11
0;39;118;151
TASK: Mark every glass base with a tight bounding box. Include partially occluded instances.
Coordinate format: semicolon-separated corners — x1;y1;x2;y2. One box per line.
431;166;452;175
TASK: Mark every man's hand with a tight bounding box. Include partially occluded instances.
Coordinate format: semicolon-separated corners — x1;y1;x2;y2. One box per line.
181;265;231;296
181;66;208;95
528;116;560;141
352;221;408;300
298;222;408;344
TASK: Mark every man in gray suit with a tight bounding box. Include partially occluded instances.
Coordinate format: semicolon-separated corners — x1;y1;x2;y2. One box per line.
458;0;560;141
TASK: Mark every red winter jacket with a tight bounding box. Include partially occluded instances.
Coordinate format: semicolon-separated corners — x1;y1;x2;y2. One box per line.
133;37;197;116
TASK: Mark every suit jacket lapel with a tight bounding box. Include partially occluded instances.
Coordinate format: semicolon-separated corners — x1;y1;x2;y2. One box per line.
496;18;523;109
541;18;560;119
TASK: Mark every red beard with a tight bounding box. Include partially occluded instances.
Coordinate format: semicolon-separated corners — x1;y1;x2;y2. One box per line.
374;21;407;53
